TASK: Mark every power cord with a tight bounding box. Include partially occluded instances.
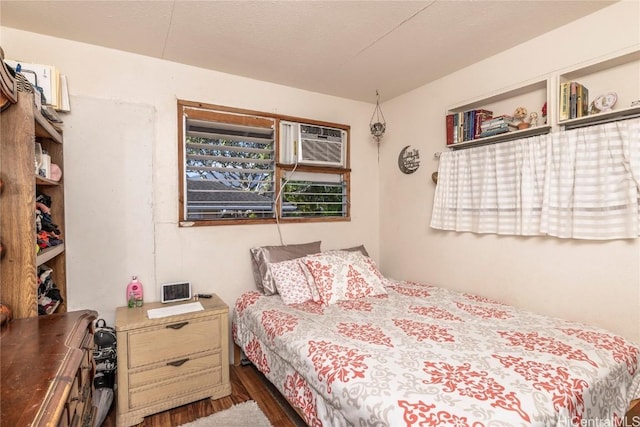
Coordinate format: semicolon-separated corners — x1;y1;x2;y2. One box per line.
274;159;299;245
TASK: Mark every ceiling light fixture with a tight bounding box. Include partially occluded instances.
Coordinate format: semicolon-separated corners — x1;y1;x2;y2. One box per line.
370;90;386;143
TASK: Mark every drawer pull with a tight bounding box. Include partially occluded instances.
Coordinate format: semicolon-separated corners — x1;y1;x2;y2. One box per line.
166;321;189;330
167;358;189;367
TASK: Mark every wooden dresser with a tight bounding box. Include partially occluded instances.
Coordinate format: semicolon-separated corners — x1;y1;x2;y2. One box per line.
0;310;98;427
115;296;231;427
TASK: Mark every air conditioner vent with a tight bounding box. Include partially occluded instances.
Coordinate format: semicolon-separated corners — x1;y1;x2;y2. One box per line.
300;124;343;141
300;138;343;164
279;121;346;168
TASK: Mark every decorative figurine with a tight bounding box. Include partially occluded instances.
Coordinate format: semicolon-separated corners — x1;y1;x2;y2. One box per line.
514;107;530;130
590;92;618;114
529;111;538;127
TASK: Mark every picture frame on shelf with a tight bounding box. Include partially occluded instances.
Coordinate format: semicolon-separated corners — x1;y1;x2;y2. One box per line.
590;92;618;114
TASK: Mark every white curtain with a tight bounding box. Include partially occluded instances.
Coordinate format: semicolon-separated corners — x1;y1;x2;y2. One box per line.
431;117;640;240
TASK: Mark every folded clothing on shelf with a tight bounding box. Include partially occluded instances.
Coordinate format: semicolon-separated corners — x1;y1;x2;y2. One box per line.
37;264;63;315
35;191;63;250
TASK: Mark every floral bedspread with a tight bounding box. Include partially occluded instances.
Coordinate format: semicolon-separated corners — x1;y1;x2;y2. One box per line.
232;281;640;427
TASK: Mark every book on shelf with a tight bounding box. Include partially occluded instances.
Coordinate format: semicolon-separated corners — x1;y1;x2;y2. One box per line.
468;111;475;141
479;126;510;138
566;81;589;120
576;84;583;118
570;82;577;119
462;111;469;141
3;60;70;112
446;114;455;145
463;110;475;142
580;85;589;118
453;113;459;144
473;109;493;139
480;122;509;132
480;115;513;129
576;83;589;117
489;114;515;122
480;118;506;129
559;82;570;121
481;123;509;132
447;108;497;143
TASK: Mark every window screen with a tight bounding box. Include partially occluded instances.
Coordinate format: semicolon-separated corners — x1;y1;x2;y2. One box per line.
280;171;347;218
183;110;275;221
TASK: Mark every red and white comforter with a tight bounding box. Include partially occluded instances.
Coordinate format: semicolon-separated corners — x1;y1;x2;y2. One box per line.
232;281;640;426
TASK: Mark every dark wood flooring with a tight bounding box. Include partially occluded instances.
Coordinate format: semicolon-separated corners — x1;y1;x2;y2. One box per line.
102;364;640;427
101;363;306;427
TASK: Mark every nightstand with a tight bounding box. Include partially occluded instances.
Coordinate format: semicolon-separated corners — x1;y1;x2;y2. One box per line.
115;295;231;427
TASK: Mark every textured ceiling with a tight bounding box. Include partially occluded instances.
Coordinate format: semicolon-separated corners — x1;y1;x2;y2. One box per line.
0;1;617;103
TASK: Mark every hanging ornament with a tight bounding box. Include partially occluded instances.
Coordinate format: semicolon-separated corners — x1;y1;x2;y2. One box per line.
370;90;386;143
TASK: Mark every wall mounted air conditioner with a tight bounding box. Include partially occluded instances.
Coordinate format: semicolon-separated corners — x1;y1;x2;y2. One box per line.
279;121;347;168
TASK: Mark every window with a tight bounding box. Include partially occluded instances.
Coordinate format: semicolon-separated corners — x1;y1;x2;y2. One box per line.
279;171;348;218
179;101;350;225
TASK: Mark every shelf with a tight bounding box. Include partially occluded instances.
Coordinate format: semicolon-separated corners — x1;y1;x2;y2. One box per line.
559;105;640;130
449;79;547;112
560;49;640;81
558;47;640;126
2;91;67;319
35;175;61;186
446;77;549;148
36;244;65;266
448;125;551;150
34;108;63;143
446;48;639;150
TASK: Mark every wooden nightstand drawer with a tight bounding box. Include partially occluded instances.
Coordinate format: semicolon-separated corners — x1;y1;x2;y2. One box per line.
129;352;222;388
129;366;223;409
128;317;221;368
116;296;231;427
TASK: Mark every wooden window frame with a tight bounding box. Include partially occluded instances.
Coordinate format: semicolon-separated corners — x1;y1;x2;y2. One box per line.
178;99;351;226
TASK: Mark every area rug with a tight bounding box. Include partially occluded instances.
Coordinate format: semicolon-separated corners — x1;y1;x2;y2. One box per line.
177;400;272;427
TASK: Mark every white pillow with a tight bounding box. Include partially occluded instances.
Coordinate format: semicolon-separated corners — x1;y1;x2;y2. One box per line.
269;258;314;305
250;241;321;295
300;251;387;306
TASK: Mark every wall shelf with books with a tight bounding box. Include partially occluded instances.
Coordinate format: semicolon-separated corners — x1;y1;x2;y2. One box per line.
560;105;640;131
558;47;640;130
446;78;550;148
449;125;551;150
444;47;640;150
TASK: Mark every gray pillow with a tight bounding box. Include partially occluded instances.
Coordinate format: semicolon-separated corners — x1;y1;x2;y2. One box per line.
250;241;321;295
340;244;369;257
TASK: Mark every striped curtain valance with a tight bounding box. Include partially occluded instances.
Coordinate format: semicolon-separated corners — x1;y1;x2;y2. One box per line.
431;117;640;240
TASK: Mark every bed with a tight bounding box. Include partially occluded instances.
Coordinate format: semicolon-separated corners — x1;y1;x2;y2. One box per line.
233;248;640;426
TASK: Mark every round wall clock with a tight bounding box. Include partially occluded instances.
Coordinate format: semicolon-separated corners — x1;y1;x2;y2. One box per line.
398;145;420;174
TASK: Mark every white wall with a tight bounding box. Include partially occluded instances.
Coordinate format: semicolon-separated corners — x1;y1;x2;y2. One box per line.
0;28;381;331
379;1;640;343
